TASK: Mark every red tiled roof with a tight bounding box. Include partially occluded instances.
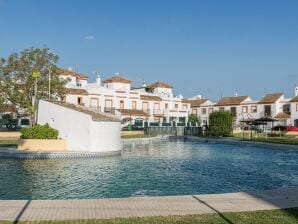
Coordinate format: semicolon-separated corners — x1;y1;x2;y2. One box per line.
184;99;208;107
147;82;173;89
56;68;88;80
216;96;249;106
52;102;120;122
103;76;131;84
290;96;298;102
66;88;88;95
274;112;291;120
140;95;162;101
117;109;149;117
258;93;283;104
0;105;17;112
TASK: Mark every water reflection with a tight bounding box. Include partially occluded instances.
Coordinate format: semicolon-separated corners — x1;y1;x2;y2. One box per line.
0;140;297;199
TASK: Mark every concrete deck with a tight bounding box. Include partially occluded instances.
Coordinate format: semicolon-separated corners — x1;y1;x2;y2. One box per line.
0;187;298;221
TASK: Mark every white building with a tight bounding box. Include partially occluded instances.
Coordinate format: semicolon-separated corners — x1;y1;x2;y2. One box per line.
56;68;190;126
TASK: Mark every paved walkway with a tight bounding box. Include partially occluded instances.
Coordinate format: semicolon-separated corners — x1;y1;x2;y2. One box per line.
0;187;298;221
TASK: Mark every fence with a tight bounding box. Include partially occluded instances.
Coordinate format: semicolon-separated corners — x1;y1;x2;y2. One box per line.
145;126;202;137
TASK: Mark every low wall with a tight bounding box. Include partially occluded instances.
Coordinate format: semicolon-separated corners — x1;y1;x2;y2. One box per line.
18;139;67;151
0;131;21;140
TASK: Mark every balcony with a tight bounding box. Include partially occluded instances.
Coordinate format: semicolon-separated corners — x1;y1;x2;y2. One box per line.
153;109;164;116
104;107;116;115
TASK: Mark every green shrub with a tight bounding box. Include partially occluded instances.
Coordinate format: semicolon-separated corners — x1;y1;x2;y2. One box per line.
1;114;13;119
20;123;59;139
188;114;200;126
208;111;233;137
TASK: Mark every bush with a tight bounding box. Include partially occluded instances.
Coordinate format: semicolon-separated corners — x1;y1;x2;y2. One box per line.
188;114;200;126
20;123;59;139
1;114;13;119
208;111;233;137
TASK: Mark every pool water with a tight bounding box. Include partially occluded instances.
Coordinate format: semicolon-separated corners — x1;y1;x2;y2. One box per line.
0;140;298;199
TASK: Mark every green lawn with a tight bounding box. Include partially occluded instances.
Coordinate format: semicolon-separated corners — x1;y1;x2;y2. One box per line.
0;208;297;224
233;132;298;145
0;140;18;147
121;134;157;139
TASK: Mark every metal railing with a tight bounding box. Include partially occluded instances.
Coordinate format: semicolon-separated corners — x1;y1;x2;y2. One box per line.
104;107;116;114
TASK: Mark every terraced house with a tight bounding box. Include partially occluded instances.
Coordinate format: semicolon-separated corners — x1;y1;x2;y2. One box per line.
188;91;298;129
57;68;190;126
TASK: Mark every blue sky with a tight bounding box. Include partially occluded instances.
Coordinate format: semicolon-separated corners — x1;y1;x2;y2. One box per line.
1;0;298;100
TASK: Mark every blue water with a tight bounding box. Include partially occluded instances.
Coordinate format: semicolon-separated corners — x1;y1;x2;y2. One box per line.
0;140;298;200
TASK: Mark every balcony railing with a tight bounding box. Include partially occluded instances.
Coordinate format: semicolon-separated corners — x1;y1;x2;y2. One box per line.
104;107;116;115
153;109;164;115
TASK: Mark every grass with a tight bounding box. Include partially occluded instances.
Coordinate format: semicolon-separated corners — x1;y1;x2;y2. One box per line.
233;132;298;145
121;134;157;139
0;140;18;147
0;208;297;224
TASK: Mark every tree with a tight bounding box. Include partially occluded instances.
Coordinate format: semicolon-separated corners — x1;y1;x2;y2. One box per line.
188;114;200;126
0;47;67;125
208;111;233;137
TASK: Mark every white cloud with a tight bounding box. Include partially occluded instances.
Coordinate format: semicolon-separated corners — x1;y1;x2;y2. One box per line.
84;35;96;41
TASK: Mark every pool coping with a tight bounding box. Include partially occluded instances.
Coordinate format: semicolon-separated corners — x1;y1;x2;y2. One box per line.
1;135;298;159
0;187;297;221
0;148;121;159
184;136;298;150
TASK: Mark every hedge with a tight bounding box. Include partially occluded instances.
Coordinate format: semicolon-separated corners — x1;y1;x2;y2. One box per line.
20;123;59;139
208;111;233;137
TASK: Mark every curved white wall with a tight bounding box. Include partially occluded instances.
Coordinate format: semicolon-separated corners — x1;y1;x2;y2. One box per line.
37;100;121;152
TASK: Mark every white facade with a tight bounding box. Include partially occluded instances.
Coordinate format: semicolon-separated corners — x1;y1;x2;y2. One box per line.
37;100;121;152
58;72;190;125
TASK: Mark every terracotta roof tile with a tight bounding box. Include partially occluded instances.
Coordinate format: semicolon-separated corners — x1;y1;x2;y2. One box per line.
56;68;88;80
0;105;17;112
216;96;249;106
66;88;89;95
147;82;173;89
290;96;298;102
103;75;131;84
140;95;162;101
274;112;291;120
184;99;208;107
259;93;283;104
52;102;120;122
117;109;149;117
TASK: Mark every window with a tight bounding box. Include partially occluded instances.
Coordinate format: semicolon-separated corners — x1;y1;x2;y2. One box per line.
242;106;248;113
77;97;83;105
132;101;137;110
283;104;291;115
219;107;225;111
264;105;271;117
105;99;113;108
208;108;214;114
165;103;169;109
192;109;197;114
296;104;298;112
202;108;207;115
154;103;160;110
142;102;149;111
175;104;179;109
230;107;237;117
251;106;257;113
120;100;124;110
183;104;188;110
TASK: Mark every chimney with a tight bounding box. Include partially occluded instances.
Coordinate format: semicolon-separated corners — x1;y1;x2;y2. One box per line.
96;75;101;86
234;93;238;97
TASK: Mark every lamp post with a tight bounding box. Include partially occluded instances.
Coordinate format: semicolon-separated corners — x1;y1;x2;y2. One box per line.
48;66;51;101
32;71;41;125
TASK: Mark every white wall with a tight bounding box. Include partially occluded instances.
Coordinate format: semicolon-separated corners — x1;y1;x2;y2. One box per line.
37;100;121;152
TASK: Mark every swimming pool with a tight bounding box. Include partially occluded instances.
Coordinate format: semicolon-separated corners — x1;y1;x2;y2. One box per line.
0;139;298;199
